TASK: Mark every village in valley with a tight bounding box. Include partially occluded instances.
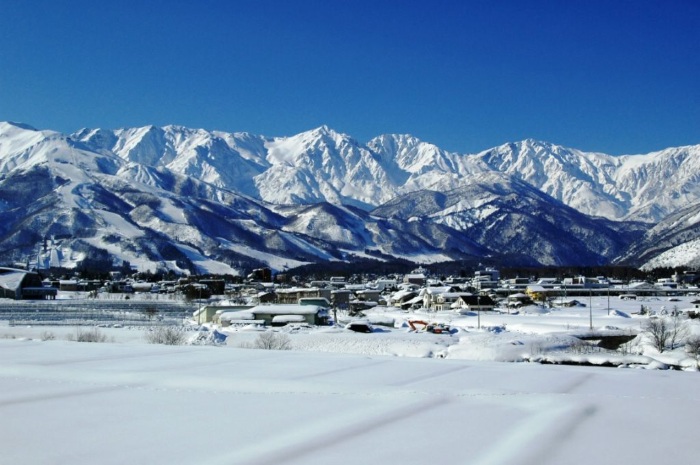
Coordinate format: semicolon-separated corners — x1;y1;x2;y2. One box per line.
2;262;700;369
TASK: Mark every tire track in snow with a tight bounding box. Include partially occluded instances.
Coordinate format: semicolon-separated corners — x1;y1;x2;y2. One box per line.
204;394;454;465
388;363;472;387
287;359;391;381
0;383;144;408
469;401;598;465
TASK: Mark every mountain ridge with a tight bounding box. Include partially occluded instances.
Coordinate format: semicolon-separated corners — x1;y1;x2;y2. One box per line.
1;121;698;273
70;122;700;223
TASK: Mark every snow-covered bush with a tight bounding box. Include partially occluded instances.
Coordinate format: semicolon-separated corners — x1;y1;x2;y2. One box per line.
144;326;188;345
248;331;292;350
69;327;109;343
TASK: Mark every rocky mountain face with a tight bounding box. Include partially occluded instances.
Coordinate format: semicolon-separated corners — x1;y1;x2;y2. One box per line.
1;121;697;273
471;140;700;223
76;124;700;222
615;201;700;270
371;172;647;266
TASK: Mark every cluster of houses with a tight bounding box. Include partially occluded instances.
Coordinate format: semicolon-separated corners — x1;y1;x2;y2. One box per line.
3;265;700;328
196;266;700;326
0;268;228;299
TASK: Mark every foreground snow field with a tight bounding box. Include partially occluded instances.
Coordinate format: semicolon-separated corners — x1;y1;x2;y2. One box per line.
1;337;699;465
1;295;699;464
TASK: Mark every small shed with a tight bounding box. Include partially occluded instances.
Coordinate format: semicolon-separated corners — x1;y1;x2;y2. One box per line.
247;304;329;326
197;304;254;324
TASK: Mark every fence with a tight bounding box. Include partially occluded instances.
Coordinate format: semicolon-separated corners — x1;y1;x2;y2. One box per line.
0;300;195;327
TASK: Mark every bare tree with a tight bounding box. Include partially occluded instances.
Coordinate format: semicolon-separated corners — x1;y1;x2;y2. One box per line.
643;315;688;353
685;335;700;362
143;305;158;321
253;331;292;350
69;327;109;343
668;314;689;350
145;326;187;345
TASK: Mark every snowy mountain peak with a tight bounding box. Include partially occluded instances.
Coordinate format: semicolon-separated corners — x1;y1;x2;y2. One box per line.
371;133;423;148
3;120;700;270
9;121;700;223
0;122;87;174
0;121;40;133
296;125;359;148
310;124;333;134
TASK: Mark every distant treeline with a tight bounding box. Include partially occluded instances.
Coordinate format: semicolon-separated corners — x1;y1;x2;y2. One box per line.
284;259;695;284
14;256;696;285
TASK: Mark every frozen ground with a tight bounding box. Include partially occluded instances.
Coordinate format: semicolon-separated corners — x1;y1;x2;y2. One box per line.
1;295;699;464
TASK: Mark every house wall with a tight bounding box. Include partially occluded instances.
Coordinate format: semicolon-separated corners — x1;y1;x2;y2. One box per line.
276;288;331;304
0;286;17;299
199;305;254;323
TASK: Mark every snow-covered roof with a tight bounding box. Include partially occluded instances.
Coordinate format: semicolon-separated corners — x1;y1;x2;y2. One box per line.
219;312;255;321
276;287;321;294
272;315;306;323
0;270;26;291
331;289;354;295
250;304;324;315
390;289;415;301
425;286;454;294
627;281;654;289
439;292;471;299
508;293;529;298
405;295;423;305
526;285;547;292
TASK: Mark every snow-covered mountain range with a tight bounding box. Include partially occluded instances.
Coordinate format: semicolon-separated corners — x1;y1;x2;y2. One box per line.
616;201;700;270
1;121;698;273
74;124;700;223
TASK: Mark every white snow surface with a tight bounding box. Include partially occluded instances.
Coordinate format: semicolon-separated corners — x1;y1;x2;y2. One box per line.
2;295;700;465
641;237;700;270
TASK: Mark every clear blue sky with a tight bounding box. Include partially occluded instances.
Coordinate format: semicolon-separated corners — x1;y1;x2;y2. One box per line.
1;0;698;154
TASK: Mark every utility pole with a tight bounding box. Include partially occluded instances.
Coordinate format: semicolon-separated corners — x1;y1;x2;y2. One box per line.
197;285;203;325
477;293;481;330
589;288;593;330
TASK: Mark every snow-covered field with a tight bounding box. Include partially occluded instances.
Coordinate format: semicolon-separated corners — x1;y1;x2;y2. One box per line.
1;295;699;465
